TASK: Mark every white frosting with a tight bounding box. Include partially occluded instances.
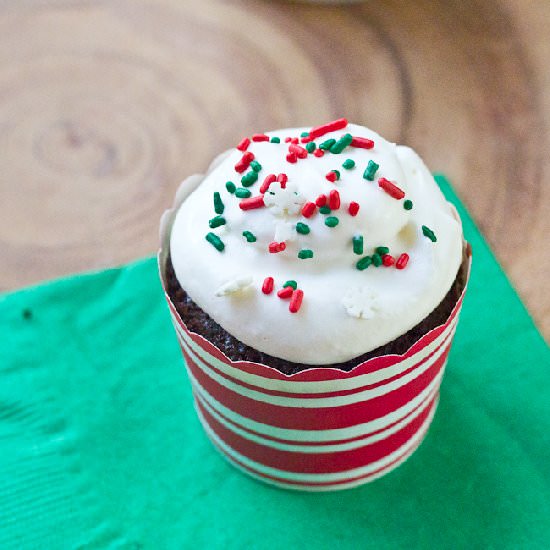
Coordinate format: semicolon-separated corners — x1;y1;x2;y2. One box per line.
169;123;463;364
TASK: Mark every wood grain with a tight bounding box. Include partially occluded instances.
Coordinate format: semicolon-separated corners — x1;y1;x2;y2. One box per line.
0;0;548;340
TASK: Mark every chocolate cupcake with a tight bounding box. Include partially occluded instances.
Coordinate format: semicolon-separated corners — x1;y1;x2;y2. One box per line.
159;119;471;490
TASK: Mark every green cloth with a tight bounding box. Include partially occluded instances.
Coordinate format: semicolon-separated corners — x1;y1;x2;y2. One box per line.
0;175;548;549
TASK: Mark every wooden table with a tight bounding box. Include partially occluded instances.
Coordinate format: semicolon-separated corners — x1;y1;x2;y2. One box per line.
1;0;548;340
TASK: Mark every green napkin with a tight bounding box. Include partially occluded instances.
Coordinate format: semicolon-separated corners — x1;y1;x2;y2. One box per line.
1;176;548;549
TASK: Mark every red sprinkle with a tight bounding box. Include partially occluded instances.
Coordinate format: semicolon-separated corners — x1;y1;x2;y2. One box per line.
326;171;338;183
269;241;286;254
286;152;297;164
382;254;395;267
396;253;409;269
252;133;269;142
239;195;265;210
301;202;316;218
235;151;255;173
289;144;308;159
351;136;374;149
308;118;348;140
236;137;250;151
315;194;327;207
290;137;299;144
277;286;293;299
260;174;277;193
301;135;312;143
262;277;274;294
348;201;360;216
313;149;325;158
329;189;341;210
378;177;405;200
289;289;304;313
277;173;288;188
284;137;292;143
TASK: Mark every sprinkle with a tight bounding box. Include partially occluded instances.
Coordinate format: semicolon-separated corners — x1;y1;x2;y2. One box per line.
262;277;274;294
284;137;292;143
242;230;257;242
363;160;379;181
225;181;236;194
348;201;360;216
269;241;286;253
250;160;262;172
298;249;314;259
326;170;339;182
319;205;331;214
325;216;339;227
206;232;224;252
235;187;251;198
319;138;336;151
290;137;299;144
241;170;259;187
308;118;348;140
252;133;269;142
376;246;389;255
330;133;353;154
289;289;304;313
300;131;309;138
378;177;405;200
315;195;327;207
382;254;395;266
356;256;372;270
372;253;382;267
283;280;298;290
270;136;280;143
396;253;410;269
277;286;293;299
301;135;312;144
277;173;288;187
404;199;413;210
214;192;224;214
313;149;325;158
286;152;297;164
235;151;254;173
329;189;341;210
301;202;316;218
239;195;265;210
305;142;316;153
209;215;226;228
260;174;276;193
296;222;310;235
352;235;364;255
236;137;250;151
289;144;308;159
351;136;374;149
215;276;253;296
342;159;355;169
422;225;437;242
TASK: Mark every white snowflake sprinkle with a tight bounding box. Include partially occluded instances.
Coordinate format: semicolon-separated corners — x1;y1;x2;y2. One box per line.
263;182;303;217
215;276;253;297
341;287;382;320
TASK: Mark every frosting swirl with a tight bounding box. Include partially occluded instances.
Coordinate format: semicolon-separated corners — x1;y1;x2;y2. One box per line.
169;122;463;364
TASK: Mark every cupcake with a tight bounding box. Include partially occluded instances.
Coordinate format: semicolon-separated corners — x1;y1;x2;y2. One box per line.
159;119;471;491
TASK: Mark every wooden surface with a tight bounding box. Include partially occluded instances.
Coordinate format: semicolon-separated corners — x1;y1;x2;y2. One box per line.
1;0;548;340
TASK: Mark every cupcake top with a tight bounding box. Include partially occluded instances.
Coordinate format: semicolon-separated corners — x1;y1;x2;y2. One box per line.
169;120;463;364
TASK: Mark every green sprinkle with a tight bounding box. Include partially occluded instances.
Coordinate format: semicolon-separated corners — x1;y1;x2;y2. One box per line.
404;199;413;210
250;160;262;172
320;138;336;150
342;159;355;170
225;181;236;194
363;160;379;181
241;170;258;187
300;131;310;138
209;215;226;229
296;222;310;235
372;253;382;267
352;235;364;255
206;232;224;252
319;206;331;214
214;192;224;214
422;225;437;242
356;256;372;271
305;142;316;153
330;133;353;154
376;246;389;255
235;187;251;198
242;230;257;243
270;136;280;143
284;280;298;290
298;249;314;259
325;216;339;228
332;169;341;180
